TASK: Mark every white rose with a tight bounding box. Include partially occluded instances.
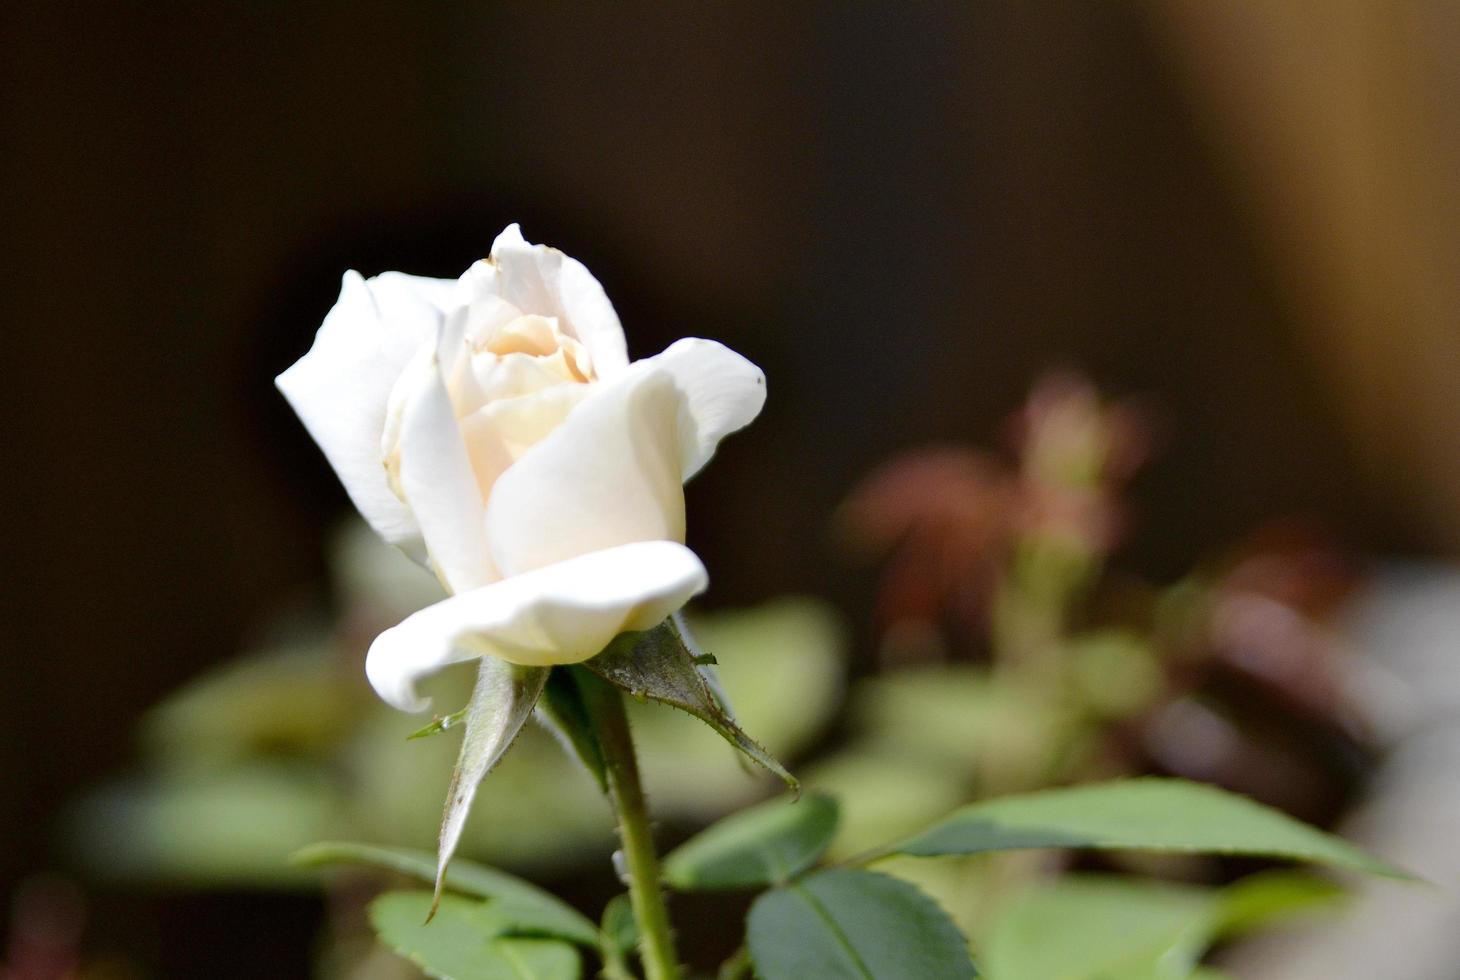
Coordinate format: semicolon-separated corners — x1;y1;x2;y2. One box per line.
277;225;764;711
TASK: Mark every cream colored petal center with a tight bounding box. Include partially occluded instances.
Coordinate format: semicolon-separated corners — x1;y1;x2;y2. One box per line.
458;384;593;506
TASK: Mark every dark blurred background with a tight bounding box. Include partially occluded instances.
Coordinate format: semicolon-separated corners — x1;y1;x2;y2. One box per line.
5;2;1459;975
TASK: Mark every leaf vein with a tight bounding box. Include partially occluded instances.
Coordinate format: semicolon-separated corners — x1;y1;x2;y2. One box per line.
789;881;874;980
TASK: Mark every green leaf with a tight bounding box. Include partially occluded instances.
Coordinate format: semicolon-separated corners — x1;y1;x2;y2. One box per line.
585;621;796;792
369;890;580;980
980;872;1349;980
1214;870;1347;938
434;660;550;912
599;894;637;957
980;876;1217;980
664;793;839;890
70;765;337;888
1068;629;1163;718
747;868;976;980
535;669;607;792
891;778;1406;878
292;841;598;947
805;751;969;860
141;645;356;762
846;667;1063;776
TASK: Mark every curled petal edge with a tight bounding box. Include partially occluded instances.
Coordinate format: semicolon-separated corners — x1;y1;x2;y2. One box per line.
366;540;709;712
635;337;767;480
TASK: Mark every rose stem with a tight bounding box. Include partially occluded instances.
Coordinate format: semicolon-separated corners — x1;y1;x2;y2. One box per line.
576;669;682;980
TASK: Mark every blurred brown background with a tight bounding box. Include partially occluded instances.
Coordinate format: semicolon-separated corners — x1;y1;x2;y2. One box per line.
3;2;1458;975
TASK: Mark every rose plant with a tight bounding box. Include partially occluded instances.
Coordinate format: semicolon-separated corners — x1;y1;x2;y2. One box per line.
281;227;1408;980
279;225;784;976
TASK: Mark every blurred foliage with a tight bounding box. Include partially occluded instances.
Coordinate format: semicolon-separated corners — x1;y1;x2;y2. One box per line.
63;373;1381;979
65;523;846;889
817;372;1372;952
976;871;1344;980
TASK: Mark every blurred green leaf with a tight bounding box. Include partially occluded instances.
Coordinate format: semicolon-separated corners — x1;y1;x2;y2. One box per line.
369;890;580;980
332;518;446;620
980;876;1216;980
142;646;357;767
67;765;337;887
806;750;968;860
978;871;1346;980
892;779;1407;878
1214;870;1347;938
595;899;636;963
847;667;1062;775
747;868;976;980
294;841;599;947
664;793;839;891
1068;629;1162;718
586;621;796;793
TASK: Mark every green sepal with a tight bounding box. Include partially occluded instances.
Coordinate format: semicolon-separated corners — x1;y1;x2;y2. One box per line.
584;621;797;792
433;660;550;916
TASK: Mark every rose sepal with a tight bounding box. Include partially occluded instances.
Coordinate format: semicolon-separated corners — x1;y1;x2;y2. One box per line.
582;619;798;794
431;658;549;918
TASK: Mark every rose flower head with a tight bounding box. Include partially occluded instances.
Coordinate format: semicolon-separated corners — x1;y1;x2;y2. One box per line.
277;225;765;712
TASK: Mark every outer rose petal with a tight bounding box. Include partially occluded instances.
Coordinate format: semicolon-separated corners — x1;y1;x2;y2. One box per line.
276;271;450;561
637;337;767;479
388;339;497;593
366;540;708;710
489;224;631;378
486;365;687;577
369;271;460;343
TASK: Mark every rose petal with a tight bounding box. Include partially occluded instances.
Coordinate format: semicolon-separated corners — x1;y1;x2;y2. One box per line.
485;367;686;577
366;540;708;710
387;338;497;593
489;224;630;378
276;271;451;561
458;382;592;507
459;349;583;411
638;337;767;479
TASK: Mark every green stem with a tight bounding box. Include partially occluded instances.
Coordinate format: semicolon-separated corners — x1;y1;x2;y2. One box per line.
576;669;681;980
